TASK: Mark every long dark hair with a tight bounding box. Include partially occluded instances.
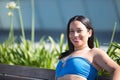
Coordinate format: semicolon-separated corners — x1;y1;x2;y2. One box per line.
59;15;94;59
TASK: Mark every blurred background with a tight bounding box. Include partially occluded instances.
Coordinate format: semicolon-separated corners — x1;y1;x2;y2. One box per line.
0;0;120;46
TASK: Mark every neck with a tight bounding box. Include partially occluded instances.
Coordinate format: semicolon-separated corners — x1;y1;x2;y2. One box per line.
74;45;89;51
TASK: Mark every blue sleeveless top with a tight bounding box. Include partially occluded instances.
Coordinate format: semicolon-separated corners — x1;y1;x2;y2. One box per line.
56;57;98;80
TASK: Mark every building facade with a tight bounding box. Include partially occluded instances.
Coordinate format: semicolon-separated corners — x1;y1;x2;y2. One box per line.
0;0;120;45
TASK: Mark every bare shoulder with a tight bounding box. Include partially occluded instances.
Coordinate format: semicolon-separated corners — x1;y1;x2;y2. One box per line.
90;48;106;56
91;47;104;51
90;48;110;64
91;48;120;73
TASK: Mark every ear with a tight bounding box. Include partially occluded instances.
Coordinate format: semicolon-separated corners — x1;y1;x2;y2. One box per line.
88;29;92;38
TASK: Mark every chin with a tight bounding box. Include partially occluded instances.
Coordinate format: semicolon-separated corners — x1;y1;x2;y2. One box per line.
73;44;81;47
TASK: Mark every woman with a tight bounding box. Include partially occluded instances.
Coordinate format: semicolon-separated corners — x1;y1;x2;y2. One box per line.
55;15;120;80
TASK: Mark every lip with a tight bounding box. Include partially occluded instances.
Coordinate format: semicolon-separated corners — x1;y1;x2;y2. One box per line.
73;38;80;42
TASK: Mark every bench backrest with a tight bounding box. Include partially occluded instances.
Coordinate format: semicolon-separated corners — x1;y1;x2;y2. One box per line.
0;63;55;80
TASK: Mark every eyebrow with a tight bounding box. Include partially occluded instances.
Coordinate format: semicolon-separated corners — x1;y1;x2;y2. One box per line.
70;28;82;30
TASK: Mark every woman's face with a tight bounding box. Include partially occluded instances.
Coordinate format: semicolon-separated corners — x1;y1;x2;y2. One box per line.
69;20;92;49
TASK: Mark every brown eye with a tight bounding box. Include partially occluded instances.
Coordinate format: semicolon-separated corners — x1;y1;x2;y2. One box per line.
77;29;83;33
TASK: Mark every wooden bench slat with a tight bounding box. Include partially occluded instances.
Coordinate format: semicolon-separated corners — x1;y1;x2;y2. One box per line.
0;64;55;80
0;75;36;80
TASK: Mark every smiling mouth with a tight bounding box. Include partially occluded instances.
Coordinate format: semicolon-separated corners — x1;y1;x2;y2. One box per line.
73;38;80;43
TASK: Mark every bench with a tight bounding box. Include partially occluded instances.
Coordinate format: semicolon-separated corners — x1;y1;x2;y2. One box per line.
0;63;111;80
0;63;55;80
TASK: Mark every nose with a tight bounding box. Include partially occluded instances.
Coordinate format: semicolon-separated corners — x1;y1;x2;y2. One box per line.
74;31;79;36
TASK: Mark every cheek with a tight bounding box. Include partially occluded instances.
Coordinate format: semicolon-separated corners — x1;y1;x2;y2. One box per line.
69;33;72;38
82;31;90;37
80;33;89;41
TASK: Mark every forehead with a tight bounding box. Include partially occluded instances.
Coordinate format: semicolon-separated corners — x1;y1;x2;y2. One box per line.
69;21;86;29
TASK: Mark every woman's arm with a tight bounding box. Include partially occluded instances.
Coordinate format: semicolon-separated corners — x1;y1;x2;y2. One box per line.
112;68;120;80
93;48;120;80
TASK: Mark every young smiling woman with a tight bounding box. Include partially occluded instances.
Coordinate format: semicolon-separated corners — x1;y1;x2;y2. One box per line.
55;15;120;80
